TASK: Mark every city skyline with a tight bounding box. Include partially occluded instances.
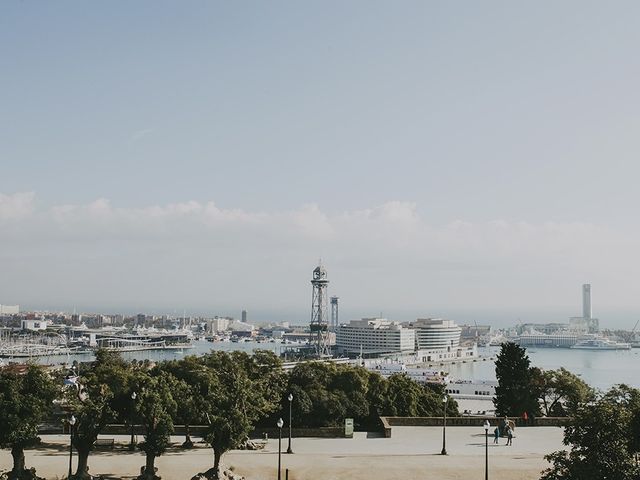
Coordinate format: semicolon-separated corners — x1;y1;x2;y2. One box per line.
3;2;640;325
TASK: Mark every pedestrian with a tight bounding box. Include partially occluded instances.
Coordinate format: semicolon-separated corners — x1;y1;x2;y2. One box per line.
493;426;499;444
522;411;529;426
506;425;513;446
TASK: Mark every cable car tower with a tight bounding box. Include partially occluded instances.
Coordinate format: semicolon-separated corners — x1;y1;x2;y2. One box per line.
310;262;331;358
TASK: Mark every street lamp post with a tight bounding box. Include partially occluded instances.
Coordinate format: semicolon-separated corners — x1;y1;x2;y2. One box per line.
286;393;293;454
277;418;284;480
484;419;490;480
68;415;76;480
441;395;448;455
129;391;137;451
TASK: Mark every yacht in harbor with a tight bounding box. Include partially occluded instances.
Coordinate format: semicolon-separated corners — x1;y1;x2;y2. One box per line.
570;335;631;350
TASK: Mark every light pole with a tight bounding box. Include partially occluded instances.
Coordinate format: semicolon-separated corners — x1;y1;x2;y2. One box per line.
441;395;448;455
129;391;137;450
286;393;293;454
68;415;76;480
277;418;284;480
484;419;490;480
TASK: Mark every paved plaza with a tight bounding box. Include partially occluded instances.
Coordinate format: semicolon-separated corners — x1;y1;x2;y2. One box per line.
0;426;565;480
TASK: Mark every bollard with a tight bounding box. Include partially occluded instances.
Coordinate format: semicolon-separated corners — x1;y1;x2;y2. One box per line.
285;468;289;480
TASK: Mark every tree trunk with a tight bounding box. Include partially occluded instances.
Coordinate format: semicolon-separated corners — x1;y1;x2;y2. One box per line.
212;449;222;479
182;424;194;449
74;448;91;479
140;453;157;480
9;445;26;479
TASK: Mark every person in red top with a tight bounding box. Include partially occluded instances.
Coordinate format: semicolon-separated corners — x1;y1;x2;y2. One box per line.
522;411;529;425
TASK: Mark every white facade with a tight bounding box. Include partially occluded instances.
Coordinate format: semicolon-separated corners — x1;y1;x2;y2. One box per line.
21;319;48;331
0;305;19;314
518;331;579;347
208;317;231;332
336;318;415;355
406;318;462;350
229;319;254;332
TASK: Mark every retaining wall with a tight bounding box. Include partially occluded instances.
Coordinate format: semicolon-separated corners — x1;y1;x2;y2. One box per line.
378;416;569;438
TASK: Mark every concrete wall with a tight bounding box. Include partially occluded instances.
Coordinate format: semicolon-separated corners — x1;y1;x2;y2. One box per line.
379;416;569;438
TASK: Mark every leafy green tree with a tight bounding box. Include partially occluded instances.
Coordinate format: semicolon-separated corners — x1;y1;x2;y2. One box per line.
363;370;389;425
533;367;594;416
135;372;178;480
494;342;540;417
67;349;132;479
192;352;281;479
281;362;458;430
384;374;458;417
541;385;640;480
155;357;206;448
0;365;57;480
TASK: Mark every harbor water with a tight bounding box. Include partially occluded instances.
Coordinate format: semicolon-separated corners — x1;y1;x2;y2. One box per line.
446;346;640;391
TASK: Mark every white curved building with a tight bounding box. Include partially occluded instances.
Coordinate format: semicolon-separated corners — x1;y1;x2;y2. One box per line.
406;318;461;350
336;318;415;355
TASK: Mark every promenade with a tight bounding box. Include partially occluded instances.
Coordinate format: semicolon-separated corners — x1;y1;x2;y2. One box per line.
0;426;564;480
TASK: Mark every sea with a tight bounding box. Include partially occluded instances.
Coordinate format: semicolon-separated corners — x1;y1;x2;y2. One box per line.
25;341;640;392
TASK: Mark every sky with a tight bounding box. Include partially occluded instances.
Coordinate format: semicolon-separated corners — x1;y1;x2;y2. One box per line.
2;1;640;327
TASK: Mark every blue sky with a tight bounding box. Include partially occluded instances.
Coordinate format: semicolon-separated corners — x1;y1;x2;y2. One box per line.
2;2;640;326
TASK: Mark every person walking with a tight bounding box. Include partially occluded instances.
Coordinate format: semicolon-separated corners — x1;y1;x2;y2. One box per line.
493;426;500;444
506;425;513;446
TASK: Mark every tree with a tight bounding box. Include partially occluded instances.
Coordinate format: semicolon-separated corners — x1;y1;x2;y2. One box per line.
541;385;640;480
0;364;57;480
192;352;281;479
384;374;458;417
67;349;132;479
135;372;178;480
494;342;540;417
155;357;206;449
533;367;594;416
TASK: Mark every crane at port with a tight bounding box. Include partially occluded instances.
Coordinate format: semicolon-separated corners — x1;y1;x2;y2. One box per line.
629;320;640;346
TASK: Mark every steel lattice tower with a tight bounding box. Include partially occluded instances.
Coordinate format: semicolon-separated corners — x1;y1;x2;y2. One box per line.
330;296;339;332
310;264;331;358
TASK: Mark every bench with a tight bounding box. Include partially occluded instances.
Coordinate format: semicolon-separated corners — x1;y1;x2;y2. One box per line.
95;438;115;449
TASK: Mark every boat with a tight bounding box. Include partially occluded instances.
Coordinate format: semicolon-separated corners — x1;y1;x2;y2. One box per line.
570;336;631;350
445;379;497;398
366;362;449;385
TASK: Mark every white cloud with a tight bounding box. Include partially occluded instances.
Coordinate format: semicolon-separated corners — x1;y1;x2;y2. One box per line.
0;192;636;316
0;192;35;220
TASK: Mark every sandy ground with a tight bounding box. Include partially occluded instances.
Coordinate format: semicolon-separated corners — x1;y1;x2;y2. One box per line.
0;426;565;480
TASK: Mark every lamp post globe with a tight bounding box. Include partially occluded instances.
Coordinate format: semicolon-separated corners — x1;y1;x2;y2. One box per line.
68;415;76;479
441;395;448;455
484;420;490;480
286;393;294;454
277;418;284;480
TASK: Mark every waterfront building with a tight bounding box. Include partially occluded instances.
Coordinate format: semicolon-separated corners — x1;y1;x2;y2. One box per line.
21;319;48;331
460;324;491;342
517;330;579;348
405;318;462;350
0;305;19;315
516;323;569;335
229;319;255;334
569;283;599;333
336;318;415;355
